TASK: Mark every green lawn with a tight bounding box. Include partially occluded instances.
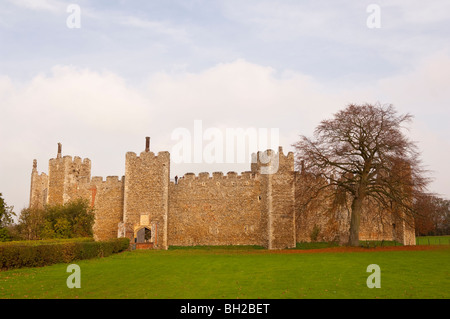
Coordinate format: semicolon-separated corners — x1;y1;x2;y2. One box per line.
1;246;449;299
416;235;450;245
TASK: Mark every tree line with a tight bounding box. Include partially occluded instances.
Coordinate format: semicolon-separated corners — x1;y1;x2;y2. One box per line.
0;196;95;241
414;193;450;236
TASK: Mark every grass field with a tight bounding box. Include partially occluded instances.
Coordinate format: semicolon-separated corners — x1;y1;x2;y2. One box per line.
1;245;449;299
415;235;450;245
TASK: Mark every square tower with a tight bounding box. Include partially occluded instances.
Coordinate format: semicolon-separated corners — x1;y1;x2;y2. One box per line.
121;137;170;249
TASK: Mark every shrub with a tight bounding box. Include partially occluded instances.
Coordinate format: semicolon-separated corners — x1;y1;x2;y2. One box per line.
0;238;130;271
15;199;95;240
310;224;321;242
0;228;12;242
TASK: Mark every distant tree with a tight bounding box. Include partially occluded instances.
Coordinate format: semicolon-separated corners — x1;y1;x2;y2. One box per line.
413;193;436;236
436;198;450;235
16;207;46;240
16;198;95;240
0;193;16;241
414;194;450;236
293;103;429;246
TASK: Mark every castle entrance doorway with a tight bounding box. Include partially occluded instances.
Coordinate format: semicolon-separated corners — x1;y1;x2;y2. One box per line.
136;227;152;243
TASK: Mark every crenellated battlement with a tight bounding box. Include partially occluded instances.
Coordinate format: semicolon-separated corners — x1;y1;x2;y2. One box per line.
126;151;170;162
33;171;48;178
251;146;294;174
91;175;125;185
178;170;257;181
252;146;293;160
49;155;91;166
172;171;260;188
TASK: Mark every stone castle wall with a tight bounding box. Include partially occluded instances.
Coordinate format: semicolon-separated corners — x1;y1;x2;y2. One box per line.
88;176;124;241
294;172;416;245
168;171;264;246
29;140;416;248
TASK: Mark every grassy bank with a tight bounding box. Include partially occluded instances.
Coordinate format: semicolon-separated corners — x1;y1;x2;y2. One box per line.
1;245;448;299
416;235;450;245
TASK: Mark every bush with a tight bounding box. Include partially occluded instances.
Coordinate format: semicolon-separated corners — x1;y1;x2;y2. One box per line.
310;224;321;242
295;241;339;250
0;237;94;247
16;199;95;240
359;240;403;248
0;238;130;270
0;228;12;242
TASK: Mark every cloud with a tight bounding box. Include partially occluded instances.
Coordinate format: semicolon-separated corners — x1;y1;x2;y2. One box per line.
218;0;450;72
220;1;341;41
384;0;450;25
0;66;151;199
0;60;340;213
2;65;150;134
144;59;338;131
1;54;449;215
7;0;65;13
118;16;189;41
376;51;450;114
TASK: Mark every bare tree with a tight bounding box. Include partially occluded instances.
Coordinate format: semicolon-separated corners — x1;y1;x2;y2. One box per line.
293;103;429;246
414;194;450;236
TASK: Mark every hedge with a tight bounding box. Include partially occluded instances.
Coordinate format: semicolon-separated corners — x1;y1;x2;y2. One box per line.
0;237;94;247
0;238;130;271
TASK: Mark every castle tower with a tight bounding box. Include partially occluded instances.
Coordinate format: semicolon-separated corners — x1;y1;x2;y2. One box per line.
29;159;49;210
390;160;416;245
253;147;296;249
47;143;91;205
121;137;170;249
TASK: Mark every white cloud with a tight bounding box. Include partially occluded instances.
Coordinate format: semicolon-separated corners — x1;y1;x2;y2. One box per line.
144;59;338;130
219;0;450;71
1;54;449;215
384;0;450;25
376;51;450;113
0;65;152;213
7;0;64;13
220;1;340;41
118;16;189;41
3;65;150;133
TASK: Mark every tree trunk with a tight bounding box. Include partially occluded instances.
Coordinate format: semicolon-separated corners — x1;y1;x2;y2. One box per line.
349;196;364;246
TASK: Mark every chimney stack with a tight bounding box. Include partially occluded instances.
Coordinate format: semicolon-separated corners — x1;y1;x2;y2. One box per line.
57;143;62;158
145;137;150;152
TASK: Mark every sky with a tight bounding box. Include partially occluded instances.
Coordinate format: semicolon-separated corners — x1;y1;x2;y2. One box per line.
0;0;449;217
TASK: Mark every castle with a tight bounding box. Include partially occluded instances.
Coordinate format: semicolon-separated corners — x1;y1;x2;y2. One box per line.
29;137;416;249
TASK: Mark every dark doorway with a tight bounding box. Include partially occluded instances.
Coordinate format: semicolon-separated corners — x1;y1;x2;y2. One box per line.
136;227;152;243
